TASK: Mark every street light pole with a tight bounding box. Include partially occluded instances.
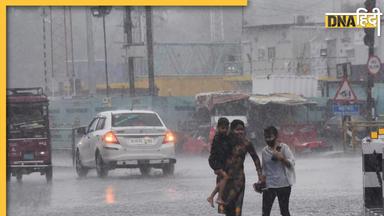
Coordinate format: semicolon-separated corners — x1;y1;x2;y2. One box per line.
91;6;111;97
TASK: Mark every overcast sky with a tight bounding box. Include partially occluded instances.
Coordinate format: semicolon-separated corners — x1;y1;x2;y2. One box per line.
7;1;379;89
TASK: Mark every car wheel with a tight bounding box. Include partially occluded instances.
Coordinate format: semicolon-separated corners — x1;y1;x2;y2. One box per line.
75;150;89;178
45;166;53;184
16;173;22;184
162;163;175;176
139;166;151;176
96;151;108;178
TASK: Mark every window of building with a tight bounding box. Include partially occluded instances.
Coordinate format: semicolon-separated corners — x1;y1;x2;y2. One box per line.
346;49;355;58
268;47;276;60
258;49;265;61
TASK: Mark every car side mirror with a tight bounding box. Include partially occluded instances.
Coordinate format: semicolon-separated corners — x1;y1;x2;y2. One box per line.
77;127;86;135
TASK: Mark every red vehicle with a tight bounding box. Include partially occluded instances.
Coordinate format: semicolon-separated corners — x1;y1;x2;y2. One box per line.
182;125;213;154
7;88;52;183
182;91;249;155
278;124;332;153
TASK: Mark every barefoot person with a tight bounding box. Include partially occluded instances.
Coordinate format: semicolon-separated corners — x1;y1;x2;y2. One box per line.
220;120;263;216
208;117;231;207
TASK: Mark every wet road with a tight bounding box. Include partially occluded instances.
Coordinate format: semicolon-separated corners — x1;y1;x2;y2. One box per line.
7;152;363;216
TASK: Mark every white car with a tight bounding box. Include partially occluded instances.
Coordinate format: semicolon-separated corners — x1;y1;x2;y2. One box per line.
75;110;176;178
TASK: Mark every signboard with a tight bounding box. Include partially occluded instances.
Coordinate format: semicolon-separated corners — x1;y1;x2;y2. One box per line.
336;62;351;79
102;97;112;107
367;55;381;75
332;104;359;115
333;79;357;102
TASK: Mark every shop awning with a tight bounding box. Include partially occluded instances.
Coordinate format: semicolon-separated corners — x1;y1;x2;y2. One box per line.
249;93;316;106
196;91;250;111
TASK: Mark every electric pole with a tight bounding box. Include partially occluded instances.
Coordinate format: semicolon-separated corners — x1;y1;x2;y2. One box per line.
146;6;155;96
49;6;55;97
364;0;376;121
124;7;135;96
102;14;109;97
69;7;76;96
41;7;49;93
86;7;96;96
63;7;69;95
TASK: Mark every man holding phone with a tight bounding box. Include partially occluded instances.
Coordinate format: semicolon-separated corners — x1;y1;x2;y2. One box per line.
260;126;296;216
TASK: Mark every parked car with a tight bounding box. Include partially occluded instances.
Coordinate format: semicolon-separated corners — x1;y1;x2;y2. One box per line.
75;110;176;177
278;124;332;153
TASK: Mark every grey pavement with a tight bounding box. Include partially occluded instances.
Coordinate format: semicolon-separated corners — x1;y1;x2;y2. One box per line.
8;151;364;216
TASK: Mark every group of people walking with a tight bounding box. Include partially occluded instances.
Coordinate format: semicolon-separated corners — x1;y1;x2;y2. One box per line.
207;118;296;216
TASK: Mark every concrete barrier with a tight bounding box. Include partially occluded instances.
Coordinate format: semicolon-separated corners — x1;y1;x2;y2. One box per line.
362;137;383;211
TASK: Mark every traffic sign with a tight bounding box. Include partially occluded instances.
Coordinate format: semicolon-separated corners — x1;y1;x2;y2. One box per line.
367;55;382;75
333;79;357;102
332;104;359;115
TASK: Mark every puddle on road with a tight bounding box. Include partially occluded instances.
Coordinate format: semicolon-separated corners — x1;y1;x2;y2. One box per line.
105;186;116;204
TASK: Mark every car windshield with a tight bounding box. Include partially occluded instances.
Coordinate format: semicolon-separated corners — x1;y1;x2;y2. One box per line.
8;103;48;139
112;113;163;127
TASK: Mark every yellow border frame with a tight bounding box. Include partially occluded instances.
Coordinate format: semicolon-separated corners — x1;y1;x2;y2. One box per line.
1;2;5;216
6;0;247;6
2;0;247;215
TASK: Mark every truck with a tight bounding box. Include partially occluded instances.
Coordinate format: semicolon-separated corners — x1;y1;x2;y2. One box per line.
7;88;52;183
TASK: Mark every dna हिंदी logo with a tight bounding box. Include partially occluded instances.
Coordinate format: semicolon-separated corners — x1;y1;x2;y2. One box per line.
325;8;382;36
